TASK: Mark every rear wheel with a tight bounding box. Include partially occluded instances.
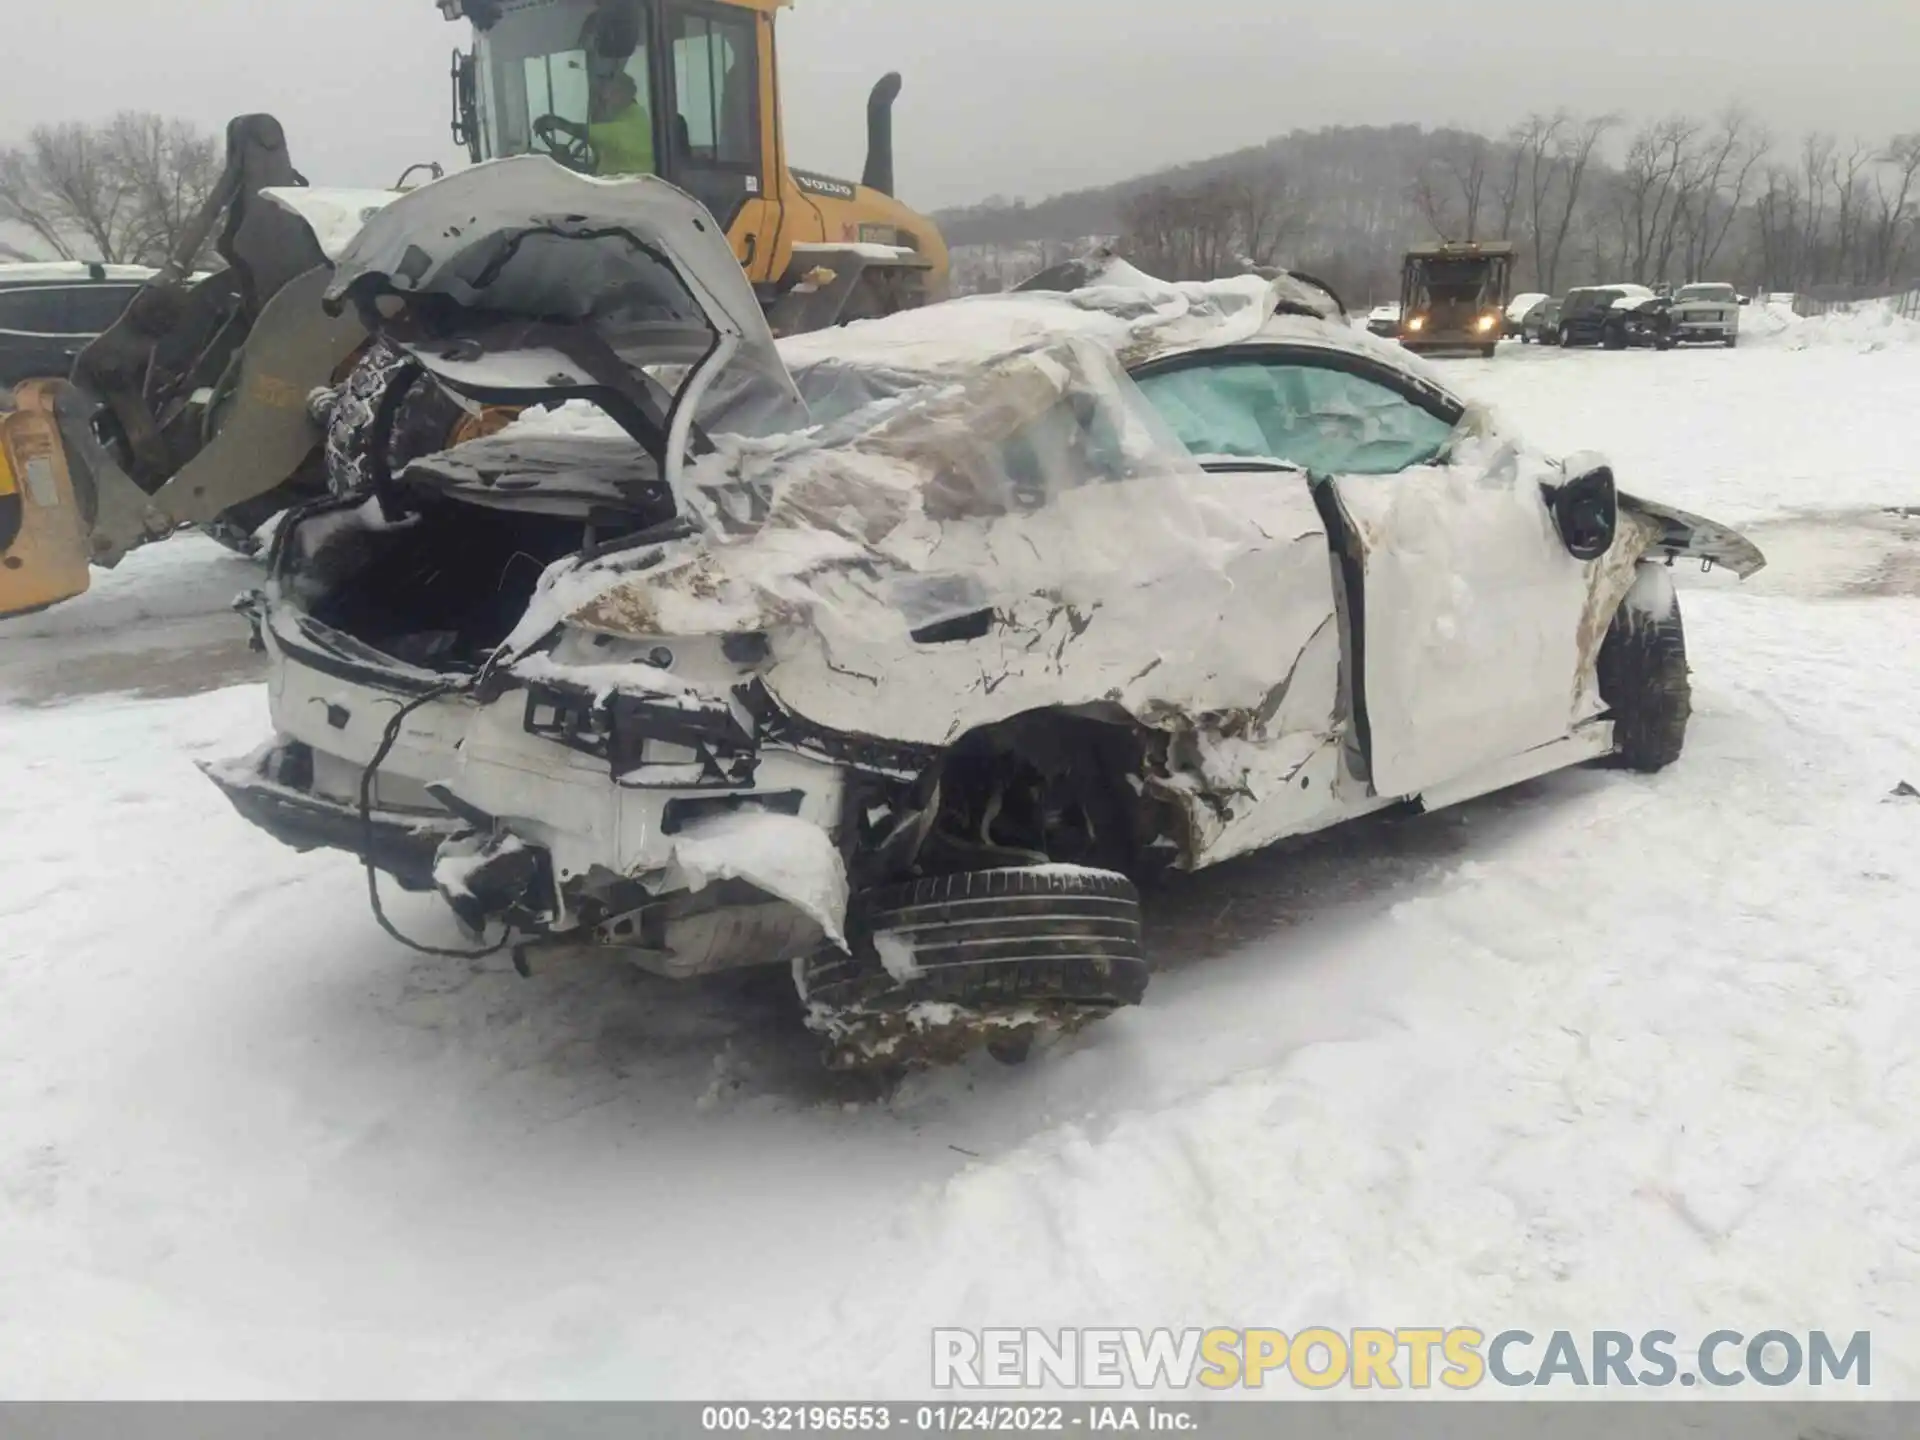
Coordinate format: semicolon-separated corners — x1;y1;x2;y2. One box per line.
800;867;1148;1072
1597;580;1692;773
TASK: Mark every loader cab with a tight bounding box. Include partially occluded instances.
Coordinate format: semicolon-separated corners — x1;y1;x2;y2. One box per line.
444;0;950;314
452;0;777;270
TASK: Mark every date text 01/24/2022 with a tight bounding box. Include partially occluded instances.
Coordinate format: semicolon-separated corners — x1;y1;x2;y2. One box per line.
700;1404;1199;1432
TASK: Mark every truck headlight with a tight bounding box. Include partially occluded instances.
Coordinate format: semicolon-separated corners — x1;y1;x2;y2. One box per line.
1406;316;1425;332
1477;314;1497;332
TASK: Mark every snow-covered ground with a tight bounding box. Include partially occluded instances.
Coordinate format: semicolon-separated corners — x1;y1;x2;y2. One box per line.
3;314;1918;1400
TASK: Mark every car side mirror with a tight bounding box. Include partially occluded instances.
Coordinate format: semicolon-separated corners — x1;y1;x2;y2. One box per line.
1543;455;1618;561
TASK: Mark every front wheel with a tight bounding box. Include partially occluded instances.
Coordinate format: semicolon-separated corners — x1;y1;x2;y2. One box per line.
799;866;1148;1071
1597;574;1692;772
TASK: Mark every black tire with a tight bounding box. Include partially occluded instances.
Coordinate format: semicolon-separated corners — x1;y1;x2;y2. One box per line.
1725;335;1738;349
323;340;469;497
1596;588;1692;773
801;868;1147;1067
806;867;1147;1012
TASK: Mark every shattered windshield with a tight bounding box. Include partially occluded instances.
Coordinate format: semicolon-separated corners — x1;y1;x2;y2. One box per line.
1132;359;1457;475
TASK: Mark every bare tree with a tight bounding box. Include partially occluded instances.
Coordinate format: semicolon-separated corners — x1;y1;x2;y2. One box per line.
1796;133;1838;284
1751;164;1804;290
1869;133;1920;284
1490;123;1532;254
1408;132;1490;241
1226;170;1303;268
1540;114;1616;291
1120;173;1300;281
1681;109;1769;279
1611;116;1699;283
105;113;220;266
0;112;220;266
1515;112;1568;289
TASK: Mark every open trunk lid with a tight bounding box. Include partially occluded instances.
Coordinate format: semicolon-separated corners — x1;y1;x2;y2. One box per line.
320;156;807;513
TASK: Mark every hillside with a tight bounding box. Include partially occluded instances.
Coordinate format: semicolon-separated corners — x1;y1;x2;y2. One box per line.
935;115;1920;307
936;124;1517;303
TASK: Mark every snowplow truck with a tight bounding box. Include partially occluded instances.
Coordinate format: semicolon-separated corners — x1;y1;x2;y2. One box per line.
0;0;948;620
1397;241;1515;357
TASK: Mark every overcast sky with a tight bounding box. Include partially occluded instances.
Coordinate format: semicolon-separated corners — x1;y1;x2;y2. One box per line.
4;0;1917;216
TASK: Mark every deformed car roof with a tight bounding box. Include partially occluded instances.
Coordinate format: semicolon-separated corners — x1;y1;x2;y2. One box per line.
487;258;1471;672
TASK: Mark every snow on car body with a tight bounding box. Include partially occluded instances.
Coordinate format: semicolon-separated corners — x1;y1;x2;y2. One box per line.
202;158;1766;1067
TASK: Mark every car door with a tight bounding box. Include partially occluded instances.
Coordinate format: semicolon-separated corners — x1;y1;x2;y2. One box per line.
1132;344;1596;802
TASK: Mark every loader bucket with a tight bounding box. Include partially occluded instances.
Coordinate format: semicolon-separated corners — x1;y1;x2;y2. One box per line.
0;382;93;618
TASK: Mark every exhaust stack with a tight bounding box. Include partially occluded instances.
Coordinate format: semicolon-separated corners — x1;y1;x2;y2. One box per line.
862;72;902;198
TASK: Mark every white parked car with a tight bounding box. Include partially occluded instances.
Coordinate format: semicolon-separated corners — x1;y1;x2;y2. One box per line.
204;159;1766;1070
1667;282;1742;347
1365;302;1402;337
1505;291;1550;330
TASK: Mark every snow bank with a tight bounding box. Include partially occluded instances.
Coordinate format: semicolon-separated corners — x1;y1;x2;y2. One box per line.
1744;295;1920;351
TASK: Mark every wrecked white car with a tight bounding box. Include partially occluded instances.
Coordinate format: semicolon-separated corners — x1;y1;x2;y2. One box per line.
204;157;1767;1069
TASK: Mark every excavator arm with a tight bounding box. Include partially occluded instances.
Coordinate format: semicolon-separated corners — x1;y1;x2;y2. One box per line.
1;115;373;618
68;113;373;565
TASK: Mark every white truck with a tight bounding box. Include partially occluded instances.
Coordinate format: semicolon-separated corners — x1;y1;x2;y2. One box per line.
1667;283;1742;348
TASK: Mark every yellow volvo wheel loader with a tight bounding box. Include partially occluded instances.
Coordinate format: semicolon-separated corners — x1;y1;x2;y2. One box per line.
0;0;948;620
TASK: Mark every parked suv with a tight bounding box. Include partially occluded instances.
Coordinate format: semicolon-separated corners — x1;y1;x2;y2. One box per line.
0;263;154;390
1555;284;1657;348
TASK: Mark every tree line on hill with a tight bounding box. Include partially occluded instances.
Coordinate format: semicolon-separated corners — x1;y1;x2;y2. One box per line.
941;114;1920;305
